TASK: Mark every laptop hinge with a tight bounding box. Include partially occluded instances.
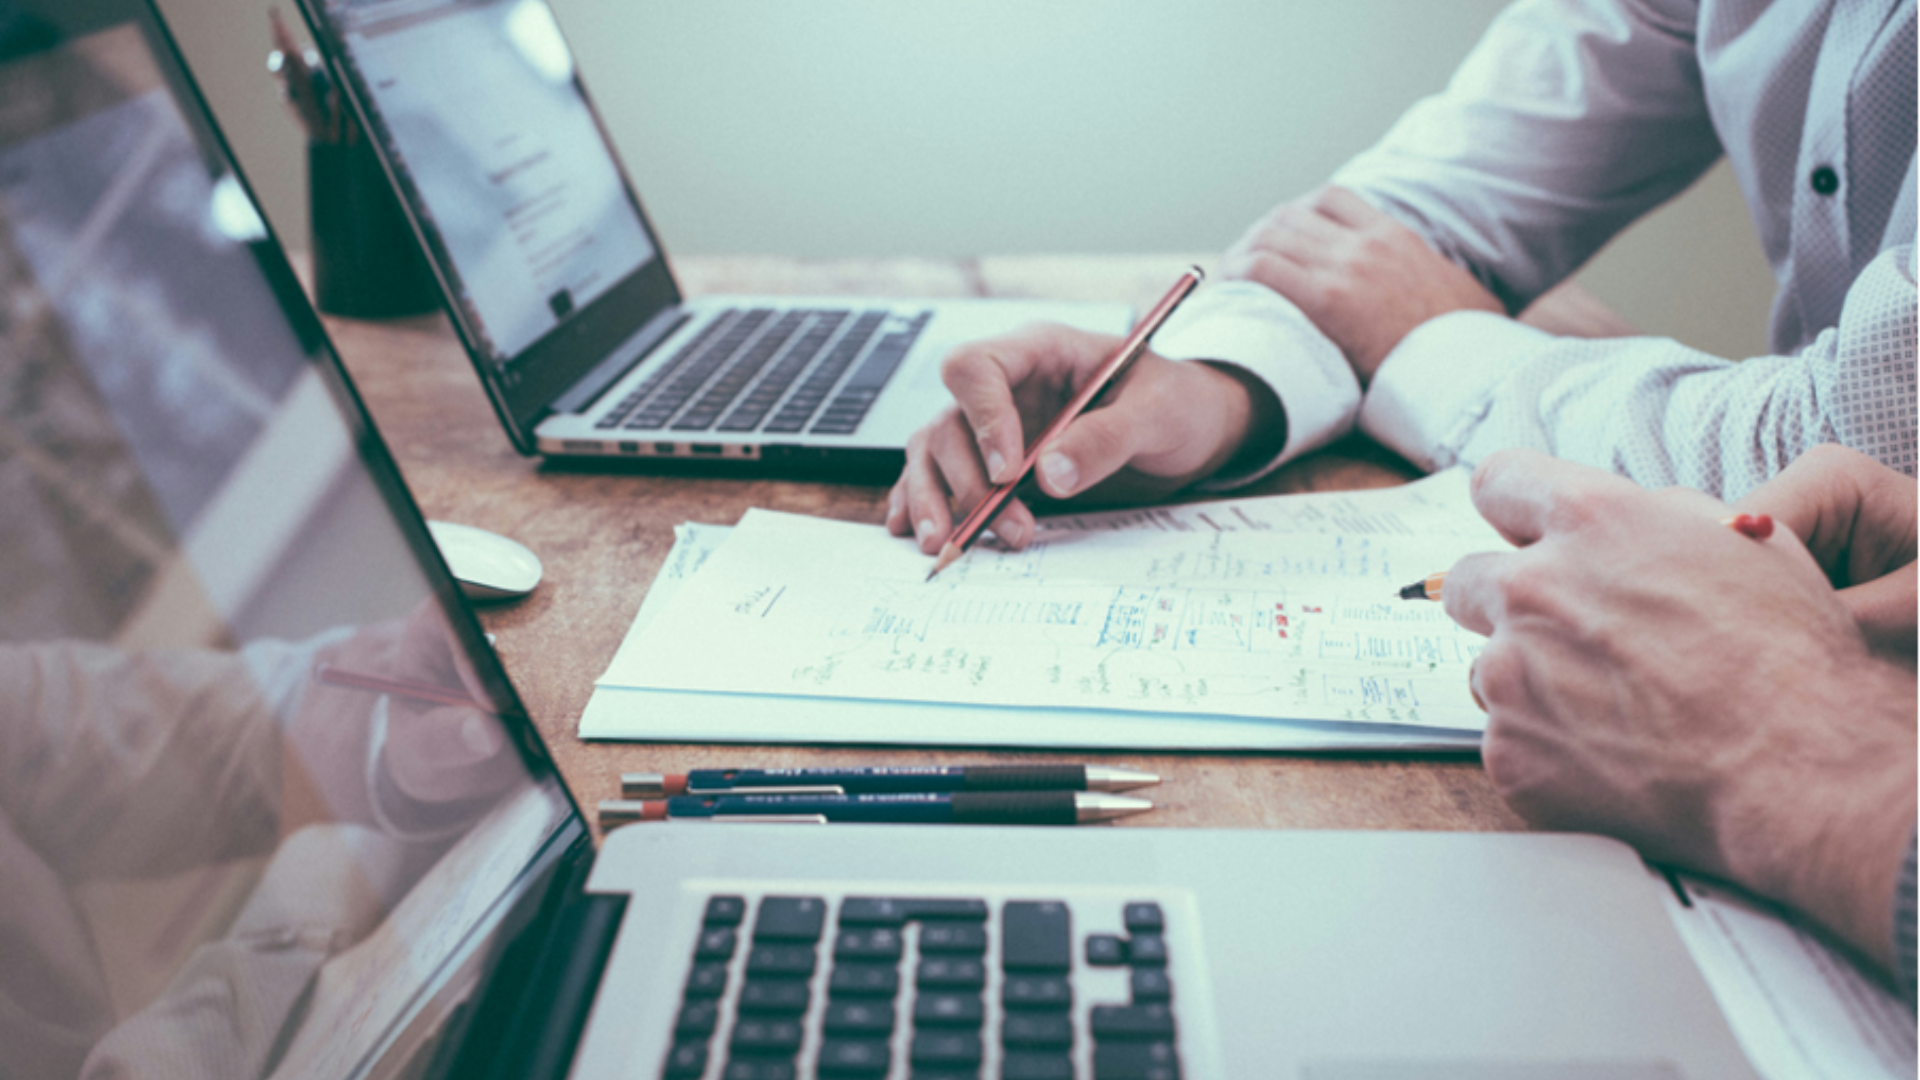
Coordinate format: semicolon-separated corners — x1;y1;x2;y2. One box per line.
550;306;690;416
430;836;627;1080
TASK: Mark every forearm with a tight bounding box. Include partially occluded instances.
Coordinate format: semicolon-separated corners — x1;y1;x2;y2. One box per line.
1363;245;1919;499
1330;0;1719;310
1721;660;1918;980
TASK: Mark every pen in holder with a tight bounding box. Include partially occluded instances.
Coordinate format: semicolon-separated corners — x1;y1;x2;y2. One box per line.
308;132;439;319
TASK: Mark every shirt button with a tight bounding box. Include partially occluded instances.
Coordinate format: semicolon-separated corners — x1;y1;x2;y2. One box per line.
1810;165;1840;195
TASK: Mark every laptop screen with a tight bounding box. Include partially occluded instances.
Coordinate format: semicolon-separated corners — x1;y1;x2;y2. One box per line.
0;2;578;1077
303;0;682;442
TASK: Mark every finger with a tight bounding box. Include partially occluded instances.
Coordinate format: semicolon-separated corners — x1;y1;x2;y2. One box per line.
885;478;910;536
1029;364;1193;499
1310;185;1385;229
1467;448;1631;548
942;325;1109;485
1735;444;1919;581
920;416;1041;550
898;423;961;552
1439;550;1511;636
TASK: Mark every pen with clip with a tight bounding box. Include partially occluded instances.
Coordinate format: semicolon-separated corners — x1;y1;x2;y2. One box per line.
926;266;1206;581
597;791;1152;826
621;765;1160;798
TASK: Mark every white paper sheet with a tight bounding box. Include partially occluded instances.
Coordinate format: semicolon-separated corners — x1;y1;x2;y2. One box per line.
583;472;1499;748
1663;874;1917;1080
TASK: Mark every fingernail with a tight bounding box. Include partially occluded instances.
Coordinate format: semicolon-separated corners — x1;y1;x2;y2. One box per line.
984;449;1008;483
1002;517;1030;547
1039;453;1078;496
916;518;937;542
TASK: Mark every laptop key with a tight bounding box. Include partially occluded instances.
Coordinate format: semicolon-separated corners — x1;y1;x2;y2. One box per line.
1001;1051;1074;1080
919;922;988;954
1001;1011;1072;1049
730;1018;803;1055
822;999;895;1036
705;895;747;926
917;956;986;989
1002;974;1071;1011
1130;967;1173;1002
901;899;990;922
911;1030;983;1068
1127;934;1168;966
838;897;910;926
913;990;984;1027
661;1041;708;1078
753;896;827;941
738;978;811;1015
1090;1003;1175;1040
1122;902;1164;933
1002;901;1071;971
834;926;904;962
694;927;737;959
816;1037;890;1077
1086;934;1127;965
745;944;817;978
684;962;728;997
828;962;900;997
1093;1039;1180;1080
674;999;719;1037
721;1061;796;1080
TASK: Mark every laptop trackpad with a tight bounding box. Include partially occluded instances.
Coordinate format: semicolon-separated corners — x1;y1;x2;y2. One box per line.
1303;1063;1685;1080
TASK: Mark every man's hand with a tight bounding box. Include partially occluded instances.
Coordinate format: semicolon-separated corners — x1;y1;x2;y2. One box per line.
1735;443;1918;666
1223;186;1503;383
1442;449;1917;977
886;322;1280;553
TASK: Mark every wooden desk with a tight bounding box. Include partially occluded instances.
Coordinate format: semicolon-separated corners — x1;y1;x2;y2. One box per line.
321;255;1524;836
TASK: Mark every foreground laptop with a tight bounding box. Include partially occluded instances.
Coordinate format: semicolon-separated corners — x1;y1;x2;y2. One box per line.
290;0;1130;474
0;2;1758;1077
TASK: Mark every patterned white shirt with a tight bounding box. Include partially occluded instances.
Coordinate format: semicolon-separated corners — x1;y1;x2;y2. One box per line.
1156;0;1917;498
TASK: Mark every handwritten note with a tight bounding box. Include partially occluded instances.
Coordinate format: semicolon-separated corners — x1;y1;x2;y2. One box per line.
597;470;1504;733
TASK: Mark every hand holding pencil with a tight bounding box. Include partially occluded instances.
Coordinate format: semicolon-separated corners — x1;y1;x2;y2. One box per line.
888;268;1285;563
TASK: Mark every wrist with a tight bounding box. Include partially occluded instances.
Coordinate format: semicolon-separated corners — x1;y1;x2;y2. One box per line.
1721;658;1918;973
1196;361;1285;480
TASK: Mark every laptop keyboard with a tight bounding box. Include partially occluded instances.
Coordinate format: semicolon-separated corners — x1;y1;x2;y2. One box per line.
661;893;1182;1080
595;307;929;437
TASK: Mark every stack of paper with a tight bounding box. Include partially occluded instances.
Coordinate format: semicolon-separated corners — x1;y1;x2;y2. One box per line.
581;469;1510;751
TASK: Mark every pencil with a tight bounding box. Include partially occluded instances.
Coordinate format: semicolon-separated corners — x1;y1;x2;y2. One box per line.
1392;513;1775;601
925;266;1205;582
313;663;492;711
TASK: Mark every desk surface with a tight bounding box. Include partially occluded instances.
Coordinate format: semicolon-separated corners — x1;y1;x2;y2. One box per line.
321;255;1525;836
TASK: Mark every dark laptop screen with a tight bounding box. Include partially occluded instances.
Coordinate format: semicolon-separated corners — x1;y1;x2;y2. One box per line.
0;3;576;1077
303;0;680;440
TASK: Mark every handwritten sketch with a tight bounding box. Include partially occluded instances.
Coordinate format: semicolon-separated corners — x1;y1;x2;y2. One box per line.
599;470;1506;733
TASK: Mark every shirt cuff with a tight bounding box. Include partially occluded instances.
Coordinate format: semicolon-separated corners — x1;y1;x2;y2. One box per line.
1359;310;1556;473
1149;280;1361;489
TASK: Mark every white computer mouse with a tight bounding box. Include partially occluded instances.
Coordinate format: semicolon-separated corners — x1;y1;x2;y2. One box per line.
427;520;543;601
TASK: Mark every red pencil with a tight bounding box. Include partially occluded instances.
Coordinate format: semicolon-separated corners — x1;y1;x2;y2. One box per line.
926;266;1206;581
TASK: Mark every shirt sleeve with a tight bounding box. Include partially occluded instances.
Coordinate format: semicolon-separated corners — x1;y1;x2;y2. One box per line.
1357;244;1918;497
1330;0;1722;314
1149;280;1362;489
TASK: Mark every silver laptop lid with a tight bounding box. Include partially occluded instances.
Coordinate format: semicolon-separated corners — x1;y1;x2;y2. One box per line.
0;3;580;1076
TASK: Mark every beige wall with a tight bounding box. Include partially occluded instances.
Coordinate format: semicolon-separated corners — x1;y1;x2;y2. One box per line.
156;0;1775;358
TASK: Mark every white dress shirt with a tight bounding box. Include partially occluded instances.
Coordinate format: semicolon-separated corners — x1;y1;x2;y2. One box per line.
1154;0;1916;498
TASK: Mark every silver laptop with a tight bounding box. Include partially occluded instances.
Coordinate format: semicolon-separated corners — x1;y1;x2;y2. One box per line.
0;3;1757;1077
291;0;1129;474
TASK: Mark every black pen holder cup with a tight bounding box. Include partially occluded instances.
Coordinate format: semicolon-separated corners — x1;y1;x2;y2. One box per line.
309;139;439;319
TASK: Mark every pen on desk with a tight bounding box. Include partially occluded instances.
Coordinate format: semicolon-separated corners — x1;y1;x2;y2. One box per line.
596;791;1153;827
621;764;1161;798
313;663;492;711
1393;513;1777;601
925;266;1206;582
